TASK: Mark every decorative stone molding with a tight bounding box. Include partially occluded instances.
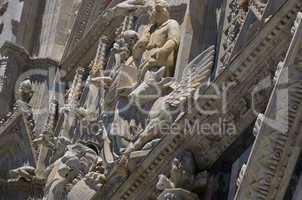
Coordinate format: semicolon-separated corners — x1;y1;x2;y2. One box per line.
235;11;302;200
61;9;122;80
218;0;249;70
62;0;98;60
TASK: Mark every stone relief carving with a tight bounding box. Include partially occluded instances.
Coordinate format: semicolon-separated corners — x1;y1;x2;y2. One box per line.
116;46;215;175
2;0;302;200
86;0;181;171
108;30;139;80
18;79;34;103
98;30;141;163
133;0;180;81
156;151;207;200
42;143;98;200
220;0;249;68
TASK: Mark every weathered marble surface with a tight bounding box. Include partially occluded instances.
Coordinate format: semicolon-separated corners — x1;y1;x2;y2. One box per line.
0;0;301;200
235;11;302;200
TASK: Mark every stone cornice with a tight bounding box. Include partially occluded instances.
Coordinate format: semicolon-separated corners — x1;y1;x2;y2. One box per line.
62;0;99;60
235;11;302;200
0;42;59;69
60;9;121;80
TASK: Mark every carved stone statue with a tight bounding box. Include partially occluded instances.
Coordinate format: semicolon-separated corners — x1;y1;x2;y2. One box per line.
117;46;215;172
156;151;208;200
100;30;141;160
132;0;180;80
43;143;99;200
8;141;103;199
18;78;33;103
33;135;72;163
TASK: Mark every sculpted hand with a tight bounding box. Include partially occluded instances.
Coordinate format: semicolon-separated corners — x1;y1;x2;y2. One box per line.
150;48;168;65
150;48;163;59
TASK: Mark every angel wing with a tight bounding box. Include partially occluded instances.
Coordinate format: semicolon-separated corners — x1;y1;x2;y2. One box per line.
166;46;215;107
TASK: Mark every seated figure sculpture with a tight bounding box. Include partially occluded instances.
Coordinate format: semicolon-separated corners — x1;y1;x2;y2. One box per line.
132;0;180;81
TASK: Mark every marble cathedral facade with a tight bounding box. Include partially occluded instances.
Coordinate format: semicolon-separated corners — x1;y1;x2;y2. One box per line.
0;0;301;200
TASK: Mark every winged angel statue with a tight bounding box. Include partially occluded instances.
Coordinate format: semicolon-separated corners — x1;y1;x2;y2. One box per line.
117;46;216;174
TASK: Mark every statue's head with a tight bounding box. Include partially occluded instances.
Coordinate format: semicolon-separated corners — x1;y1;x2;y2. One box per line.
148;0;170;24
171;151;196;175
122;30;139;48
239;0;249;12
65;143;99;174
18;78;33;102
